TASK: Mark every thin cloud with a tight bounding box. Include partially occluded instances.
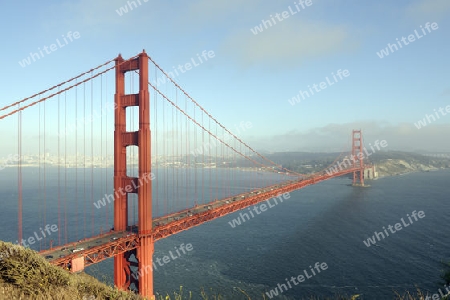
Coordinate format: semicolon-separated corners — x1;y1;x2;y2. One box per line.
406;0;450;21
222;20;357;68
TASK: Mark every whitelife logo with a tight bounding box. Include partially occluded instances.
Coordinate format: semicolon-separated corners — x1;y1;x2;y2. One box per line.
93;172;156;209
132;243;194;280
250;0;313;35
363;210;425;247
288;69;350;106
376;22;439;59
0;224;58;261
191;121;252;157
18;31;81;68
265;262;328;298
228;193;291;228
425;284;450;300
326;139;388;176
115;0;149;16
154;50;215;87
414;104;450;129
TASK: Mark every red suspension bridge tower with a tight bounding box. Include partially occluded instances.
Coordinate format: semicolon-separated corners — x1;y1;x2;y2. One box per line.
352;129;365;186
114;51;154;298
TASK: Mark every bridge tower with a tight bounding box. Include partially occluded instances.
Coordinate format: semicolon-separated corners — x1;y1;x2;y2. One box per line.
114;51;154;298
351;130;365;186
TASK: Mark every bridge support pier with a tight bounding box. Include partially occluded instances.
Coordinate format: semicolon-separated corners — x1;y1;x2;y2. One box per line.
114;51;154;299
71;256;85;273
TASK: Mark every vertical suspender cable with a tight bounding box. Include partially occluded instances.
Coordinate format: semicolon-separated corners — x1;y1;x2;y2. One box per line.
75;80;78;241
38;99;41;249
83;81;87;238
105;72;109;229
64;91;68;244
43;98;46;249
185;95;189;209
175;89;178;211
163;87;167;215
221;127;225;197
172;89;175;212
215;122;218;201
194;105;197;207
58;89;61;246
100;73;104;231
131;71;135;227
91;71;94;236
17;104;22;246
209;118;211;201
201;112;204;205
154;71;158;217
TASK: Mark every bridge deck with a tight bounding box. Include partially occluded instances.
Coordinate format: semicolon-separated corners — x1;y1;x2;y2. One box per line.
40;168;359;269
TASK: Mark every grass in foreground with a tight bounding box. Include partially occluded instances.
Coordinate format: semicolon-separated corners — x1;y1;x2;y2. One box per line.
0;241;448;300
0;241;142;300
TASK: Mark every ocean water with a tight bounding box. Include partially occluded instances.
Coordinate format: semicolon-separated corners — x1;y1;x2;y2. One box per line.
140;170;450;299
0;168;449;299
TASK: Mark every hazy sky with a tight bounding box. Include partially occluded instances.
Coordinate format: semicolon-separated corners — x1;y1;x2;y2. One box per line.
1;0;450;154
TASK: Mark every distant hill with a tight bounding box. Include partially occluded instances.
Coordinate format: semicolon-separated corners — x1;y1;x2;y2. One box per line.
367;151;450;177
263;151;450;176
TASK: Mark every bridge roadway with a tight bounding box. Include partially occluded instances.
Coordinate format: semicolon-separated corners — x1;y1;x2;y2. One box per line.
40;167;359;270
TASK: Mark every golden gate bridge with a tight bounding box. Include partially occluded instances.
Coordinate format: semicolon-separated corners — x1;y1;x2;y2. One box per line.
0;50;371;299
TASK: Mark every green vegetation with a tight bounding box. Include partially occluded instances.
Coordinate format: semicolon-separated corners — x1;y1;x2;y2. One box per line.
0;241;142;300
1;239;449;300
442;261;450;287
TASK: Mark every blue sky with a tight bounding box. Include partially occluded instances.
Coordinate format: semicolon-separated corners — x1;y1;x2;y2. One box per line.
1;0;450;153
